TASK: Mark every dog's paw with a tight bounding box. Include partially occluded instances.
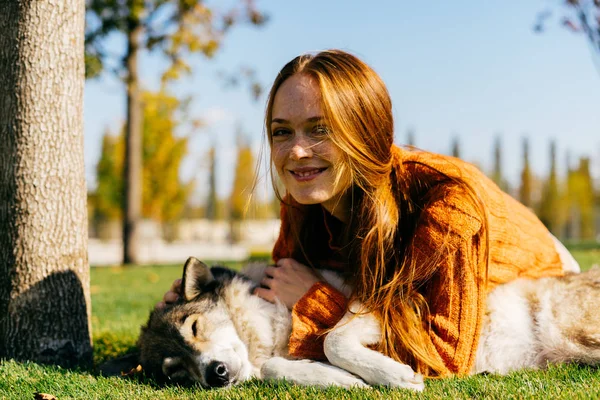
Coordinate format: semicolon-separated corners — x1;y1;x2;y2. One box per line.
261;357;370;389
368;364;425;391
332;375;371;389
260;357;287;380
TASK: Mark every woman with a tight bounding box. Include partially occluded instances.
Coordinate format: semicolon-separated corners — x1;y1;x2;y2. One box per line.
160;49;579;377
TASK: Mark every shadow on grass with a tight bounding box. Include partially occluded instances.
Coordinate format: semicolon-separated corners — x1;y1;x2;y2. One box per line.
1;271;93;372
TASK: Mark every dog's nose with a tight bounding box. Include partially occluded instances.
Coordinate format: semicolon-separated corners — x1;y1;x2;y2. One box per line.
206;361;229;387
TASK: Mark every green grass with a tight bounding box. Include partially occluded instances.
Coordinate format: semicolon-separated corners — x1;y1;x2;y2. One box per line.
570;250;600;271
565;241;600;252
1;253;600;399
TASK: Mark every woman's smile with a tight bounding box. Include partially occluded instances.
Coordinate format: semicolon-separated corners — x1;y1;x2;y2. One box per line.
288;166;328;182
270;73;351;221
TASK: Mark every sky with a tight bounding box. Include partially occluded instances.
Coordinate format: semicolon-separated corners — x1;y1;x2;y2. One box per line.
84;0;600;202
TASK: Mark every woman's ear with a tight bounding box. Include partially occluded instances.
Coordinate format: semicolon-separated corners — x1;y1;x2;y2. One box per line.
181;257;214;301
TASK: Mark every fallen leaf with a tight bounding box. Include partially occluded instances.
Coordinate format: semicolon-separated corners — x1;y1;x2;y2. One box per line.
121;364;143;377
34;393;58;400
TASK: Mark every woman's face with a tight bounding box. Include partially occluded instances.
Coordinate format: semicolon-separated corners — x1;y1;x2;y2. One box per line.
270;74;350;220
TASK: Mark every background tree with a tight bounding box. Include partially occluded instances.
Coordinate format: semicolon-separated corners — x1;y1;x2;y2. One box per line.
568;157;596;240
90;131;125;239
141;91;194;226
229;130;257;242
596;148;600;236
490;135;510;193
230;137;256;221
538;140;562;235
406;128;416;147
0;0;92;366
519;137;533;208
450;135;461;158
94;130;125;222
534;2;600;237
563;150;577;239
535;1;600;74
85;0;267;263
205;146;218;220
91;90;194;234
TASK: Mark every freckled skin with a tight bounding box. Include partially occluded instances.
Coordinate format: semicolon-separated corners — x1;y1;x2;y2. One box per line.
270;74;351;221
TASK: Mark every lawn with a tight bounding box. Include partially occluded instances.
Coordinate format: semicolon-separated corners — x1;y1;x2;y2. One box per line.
1;251;600;399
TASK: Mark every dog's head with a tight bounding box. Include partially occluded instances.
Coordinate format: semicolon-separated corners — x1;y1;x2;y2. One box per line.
136;257;254;388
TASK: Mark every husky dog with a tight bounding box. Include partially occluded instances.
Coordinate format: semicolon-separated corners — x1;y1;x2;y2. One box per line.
125;257;600;390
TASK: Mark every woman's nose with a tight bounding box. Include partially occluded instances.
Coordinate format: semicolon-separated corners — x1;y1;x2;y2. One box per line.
289;136;313;160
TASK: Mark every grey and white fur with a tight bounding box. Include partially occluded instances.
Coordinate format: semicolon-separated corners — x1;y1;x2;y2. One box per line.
110;253;600;391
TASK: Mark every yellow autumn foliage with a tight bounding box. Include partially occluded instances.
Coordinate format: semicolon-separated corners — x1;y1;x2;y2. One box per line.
93;90;193;224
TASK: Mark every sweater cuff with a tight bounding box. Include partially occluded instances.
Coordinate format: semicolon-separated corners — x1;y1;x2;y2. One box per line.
288;282;349;360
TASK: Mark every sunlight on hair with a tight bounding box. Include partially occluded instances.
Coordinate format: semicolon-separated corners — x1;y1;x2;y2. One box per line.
260;49;490;376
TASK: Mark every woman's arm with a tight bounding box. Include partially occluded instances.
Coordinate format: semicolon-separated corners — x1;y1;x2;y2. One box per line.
409;184;487;375
288;280;349;360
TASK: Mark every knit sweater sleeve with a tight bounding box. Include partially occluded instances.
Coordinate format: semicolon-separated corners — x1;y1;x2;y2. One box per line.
411;184;487;375
288;281;349;360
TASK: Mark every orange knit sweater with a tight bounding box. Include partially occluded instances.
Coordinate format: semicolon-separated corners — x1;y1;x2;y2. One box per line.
272;145;565;376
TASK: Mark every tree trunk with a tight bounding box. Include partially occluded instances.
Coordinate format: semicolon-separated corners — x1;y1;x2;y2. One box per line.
122;23;143;265
0;0;92;367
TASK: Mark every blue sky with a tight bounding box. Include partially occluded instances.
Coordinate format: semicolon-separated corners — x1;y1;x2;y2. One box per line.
84;0;600;201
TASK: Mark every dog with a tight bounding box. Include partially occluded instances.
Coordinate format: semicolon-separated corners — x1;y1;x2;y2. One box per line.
109;257;600;390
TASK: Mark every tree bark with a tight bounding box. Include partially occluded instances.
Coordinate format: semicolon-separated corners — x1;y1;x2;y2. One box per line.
0;0;92;367
122;23;143;265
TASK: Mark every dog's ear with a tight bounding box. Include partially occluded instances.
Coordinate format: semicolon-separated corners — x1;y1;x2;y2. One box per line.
182;257;214;301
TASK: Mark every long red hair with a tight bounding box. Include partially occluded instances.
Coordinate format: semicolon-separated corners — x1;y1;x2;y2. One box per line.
265;50;488;376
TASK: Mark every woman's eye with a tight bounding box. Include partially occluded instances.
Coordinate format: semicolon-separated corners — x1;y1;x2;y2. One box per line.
312;125;330;136
272;128;290;138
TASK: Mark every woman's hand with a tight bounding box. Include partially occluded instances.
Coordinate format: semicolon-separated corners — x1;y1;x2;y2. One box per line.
254;258;321;309
155;278;182;310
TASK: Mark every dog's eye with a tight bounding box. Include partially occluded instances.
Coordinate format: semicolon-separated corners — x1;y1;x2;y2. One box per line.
179;316;186;324
163;357;186;380
170;368;188;380
166;366;190;384
192;320;198;337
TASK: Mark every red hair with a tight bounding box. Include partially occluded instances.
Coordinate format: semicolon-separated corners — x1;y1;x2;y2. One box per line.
265;50;488;376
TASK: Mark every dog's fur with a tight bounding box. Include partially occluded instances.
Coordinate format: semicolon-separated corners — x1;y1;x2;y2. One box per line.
474;267;600;374
108;258;600;390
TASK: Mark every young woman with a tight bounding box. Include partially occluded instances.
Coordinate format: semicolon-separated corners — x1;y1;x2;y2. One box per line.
160;49;579;377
